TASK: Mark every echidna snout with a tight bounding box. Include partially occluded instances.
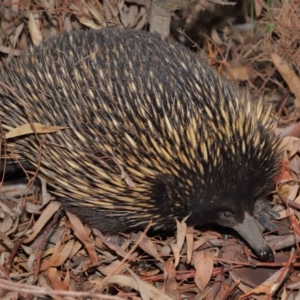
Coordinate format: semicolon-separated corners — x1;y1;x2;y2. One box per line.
233;212;274;261
0;28;281;261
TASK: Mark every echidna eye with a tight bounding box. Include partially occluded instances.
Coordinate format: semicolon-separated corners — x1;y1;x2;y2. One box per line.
218;210;235;222
221;211;233;218
218;211;236;227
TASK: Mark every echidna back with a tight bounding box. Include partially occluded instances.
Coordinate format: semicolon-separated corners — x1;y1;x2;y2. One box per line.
0;28;280;234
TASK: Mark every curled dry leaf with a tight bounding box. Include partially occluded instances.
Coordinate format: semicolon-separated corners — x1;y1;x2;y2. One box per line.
24;201;62;243
93;228;136;260
136;232;164;263
40;177;54;206
41;239;75;271
47;267;70;291
66;211;98;264
77;16;103;29
193;234;220;250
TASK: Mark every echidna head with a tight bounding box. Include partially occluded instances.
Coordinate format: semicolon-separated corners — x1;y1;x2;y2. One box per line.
147;97;281;262
155;156;278;261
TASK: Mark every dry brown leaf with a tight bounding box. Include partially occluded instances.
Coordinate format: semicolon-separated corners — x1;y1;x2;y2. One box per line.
288;184;299;201
271;53;300;115
169;243;180;268
128;268;151;300
211;27;223;46
38;275;55;290
27;252;37;272
69;240;84;258
294;194;300;204
0;230;13;248
2;292;19;300
0;45;20;55
176;215;189;252
193;234;220;250
23;176;53;215
276;122;300;138
66;211;98;264
7;22;24;63
230;66;251;81
5;123;67;139
186;228;194;264
28;12;43;46
242;266;290;298
24;201;62;243
164;259;180;300
0;212;13;233
137;232;164;263
83;1;105;25
97;259;130;276
77;16;102;29
99;274;174;300
42;240;75;270
254;0;265;17
93;228;136;260
271;53;300;97
103;0;119;18
277;208;292;220
194;249;214;292
47;267;70;290
280;136;300;157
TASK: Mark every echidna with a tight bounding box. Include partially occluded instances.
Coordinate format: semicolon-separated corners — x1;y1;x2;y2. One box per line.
0;28;281;261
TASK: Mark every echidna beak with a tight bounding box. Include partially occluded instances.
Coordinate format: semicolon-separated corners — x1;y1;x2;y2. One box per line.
233;212;274;262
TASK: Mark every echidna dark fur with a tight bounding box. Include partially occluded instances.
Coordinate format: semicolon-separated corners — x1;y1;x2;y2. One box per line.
0;28;281;261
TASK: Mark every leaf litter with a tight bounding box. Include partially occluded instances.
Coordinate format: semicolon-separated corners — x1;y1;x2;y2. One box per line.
0;0;300;299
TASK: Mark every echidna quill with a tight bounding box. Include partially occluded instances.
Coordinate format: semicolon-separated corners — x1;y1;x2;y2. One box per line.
0;28;281;261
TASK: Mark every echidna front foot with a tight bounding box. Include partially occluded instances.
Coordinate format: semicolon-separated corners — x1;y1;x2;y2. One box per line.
254;198;279;232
